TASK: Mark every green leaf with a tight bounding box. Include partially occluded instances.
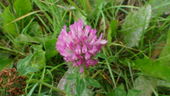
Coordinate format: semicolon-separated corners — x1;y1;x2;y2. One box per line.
66;73;78;80
0;53;12;71
31;45;46;70
17;45;45;75
14;34;41;49
86;77;101;88
15;34;40;44
1;7;18;37
107;84;126;96
134;57;170;81
113;85;126;96
29;22;42;36
76;78;85;96
108;85;140;96
121;5;151;47
45;37;57;60
77;0;92;13
96;53;107;59
17;54;38;75
159;30;170;66
149;0;170;16
107;20;117;43
134;76;155;96
127;89;140;96
27;83;38;96
14;0;32;17
64;82;72;95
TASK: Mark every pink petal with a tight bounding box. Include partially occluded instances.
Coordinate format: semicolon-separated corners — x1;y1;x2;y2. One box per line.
82;45;87;53
85;52;91;60
75;45;81;54
84;25;91;36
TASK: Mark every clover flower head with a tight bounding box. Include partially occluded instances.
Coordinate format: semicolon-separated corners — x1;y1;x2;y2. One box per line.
56;19;107;72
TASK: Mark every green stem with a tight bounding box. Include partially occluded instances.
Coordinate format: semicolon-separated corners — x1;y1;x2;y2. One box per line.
0;46;25;56
103;48;117;88
28;79;65;95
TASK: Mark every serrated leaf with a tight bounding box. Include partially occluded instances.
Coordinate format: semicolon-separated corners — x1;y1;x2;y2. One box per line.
121;5;151;47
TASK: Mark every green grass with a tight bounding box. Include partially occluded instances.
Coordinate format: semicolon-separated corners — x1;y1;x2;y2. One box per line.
0;0;170;96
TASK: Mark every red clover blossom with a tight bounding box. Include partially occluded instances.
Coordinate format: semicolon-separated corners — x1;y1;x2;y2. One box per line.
56;19;107;72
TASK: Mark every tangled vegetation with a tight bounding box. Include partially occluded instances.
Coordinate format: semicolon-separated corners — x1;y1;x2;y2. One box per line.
0;0;170;96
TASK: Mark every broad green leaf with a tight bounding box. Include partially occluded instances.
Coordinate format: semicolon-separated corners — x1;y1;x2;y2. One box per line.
76;78;85;96
29;22;42;36
113;85;126;96
121;5;151;47
14;0;32;30
81;88;93;96
45;37;57;60
127;89;140;96
66;73;78;80
15;34;40;44
107;84;126;96
86;77;101;88
14;0;32;17
134;76;156;96
0;53;12;71
31;45;46;70
1;7;18;37
108;85;140;96
64;82;72;95
135;57;170;81
14;34;41;49
17;54;38;75
17;45;45;75
159;30;170;66
149;0;170;16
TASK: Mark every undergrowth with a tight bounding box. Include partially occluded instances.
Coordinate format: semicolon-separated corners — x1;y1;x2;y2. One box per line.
0;0;170;96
